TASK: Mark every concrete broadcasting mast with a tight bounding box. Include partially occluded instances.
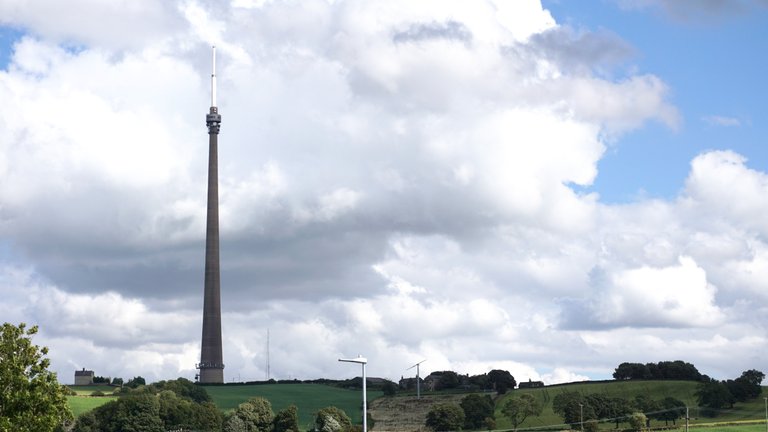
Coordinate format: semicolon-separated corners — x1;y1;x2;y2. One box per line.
197;45;224;383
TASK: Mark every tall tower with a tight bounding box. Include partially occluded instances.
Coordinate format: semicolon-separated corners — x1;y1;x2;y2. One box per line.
197;46;224;383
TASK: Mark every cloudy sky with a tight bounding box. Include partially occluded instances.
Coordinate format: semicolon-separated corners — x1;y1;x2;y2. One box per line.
1;0;767;386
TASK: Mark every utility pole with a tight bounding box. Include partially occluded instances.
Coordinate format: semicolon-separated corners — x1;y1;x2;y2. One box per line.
579;403;584;431
685;406;689;432
763;397;767;432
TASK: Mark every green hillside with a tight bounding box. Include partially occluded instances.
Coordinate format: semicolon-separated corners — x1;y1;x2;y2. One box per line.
204;383;383;428
494;381;768;430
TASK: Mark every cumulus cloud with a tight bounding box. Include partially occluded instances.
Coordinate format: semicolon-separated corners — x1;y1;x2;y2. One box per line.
560;257;724;329
0;0;765;384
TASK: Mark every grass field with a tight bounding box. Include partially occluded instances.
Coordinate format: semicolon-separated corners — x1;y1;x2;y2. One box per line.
67;395;117;417
688;423;767;432
495;382;768;431
204;383;383;428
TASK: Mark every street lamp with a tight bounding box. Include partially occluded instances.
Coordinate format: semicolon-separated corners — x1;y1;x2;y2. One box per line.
339;355;368;432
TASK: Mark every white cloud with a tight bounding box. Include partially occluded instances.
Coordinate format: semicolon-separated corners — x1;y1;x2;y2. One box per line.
703;115;741;127
0;0;765;386
595;256;724;327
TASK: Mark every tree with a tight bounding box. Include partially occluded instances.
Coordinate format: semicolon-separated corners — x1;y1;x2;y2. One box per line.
274;405;300;432
613;362;650;380
587;394;632;429
425;403;465;432
382;380;398;397
487;369;516;394
151;377;211;403
314;406;352;432
460;394;494;430
232;397;274;432
501;393;542;431
633;395;659;427
93;375;111;384
0;322;73;432
656;397;685;426
552;392;596;430
224;414;248;432
125;376;146;388
736;369;765;399
94;393;164;432
436;371;460;390
696;381;733;416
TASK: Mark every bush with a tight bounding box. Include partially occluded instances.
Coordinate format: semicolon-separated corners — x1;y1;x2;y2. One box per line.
628;412;647;432
314;406;352;432
426;403;465;432
274;404;300;432
90;390;105;397
460;394;494;430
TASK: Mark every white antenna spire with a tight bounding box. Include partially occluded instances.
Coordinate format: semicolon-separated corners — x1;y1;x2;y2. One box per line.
211;45;217;108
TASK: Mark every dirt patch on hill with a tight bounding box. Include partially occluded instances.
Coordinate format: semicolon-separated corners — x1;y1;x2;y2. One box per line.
369;394;471;432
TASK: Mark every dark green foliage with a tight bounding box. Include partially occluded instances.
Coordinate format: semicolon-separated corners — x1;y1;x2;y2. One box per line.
628;412;647;432
90;390;105;397
230;397;275;432
93;376;111;384
125;376;146;389
696;381;733;416
73;380;222;432
0;322;73;432
501;393;542;430
149;377;212;403
598;395;633;428
729;370;765;402
487;369;516;394
425;403;465;432
71;411;98;432
436;371;460;390
656;397;686;425
381;380;398;397
613;362;651;380
633;395;659;427
552;391;595;429
112;377;123;386
467;373;490;390
89;393;164;432
613;360;701;381
314;406;352;432
274;404;300;432
460;393;494;430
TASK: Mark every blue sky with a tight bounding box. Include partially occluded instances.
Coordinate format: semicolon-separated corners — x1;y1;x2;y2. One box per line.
0;0;766;385
544;0;768;202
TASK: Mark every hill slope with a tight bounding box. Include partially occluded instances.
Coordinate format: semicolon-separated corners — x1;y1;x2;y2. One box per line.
204;383;383;428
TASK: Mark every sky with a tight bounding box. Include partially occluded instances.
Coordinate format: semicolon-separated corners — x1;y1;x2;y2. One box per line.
0;0;767;386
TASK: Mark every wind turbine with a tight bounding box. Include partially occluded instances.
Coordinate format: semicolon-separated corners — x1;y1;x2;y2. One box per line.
406;359;426;399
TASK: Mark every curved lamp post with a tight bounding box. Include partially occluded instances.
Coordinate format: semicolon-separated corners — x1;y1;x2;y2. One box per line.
339;356;368;432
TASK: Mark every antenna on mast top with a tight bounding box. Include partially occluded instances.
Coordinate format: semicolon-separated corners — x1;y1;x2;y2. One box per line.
211;45;217;108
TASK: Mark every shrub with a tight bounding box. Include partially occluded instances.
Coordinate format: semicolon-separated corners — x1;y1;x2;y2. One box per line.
426;403;465;432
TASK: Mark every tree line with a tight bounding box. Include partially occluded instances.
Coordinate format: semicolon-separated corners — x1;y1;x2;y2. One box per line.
613;360;704;381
